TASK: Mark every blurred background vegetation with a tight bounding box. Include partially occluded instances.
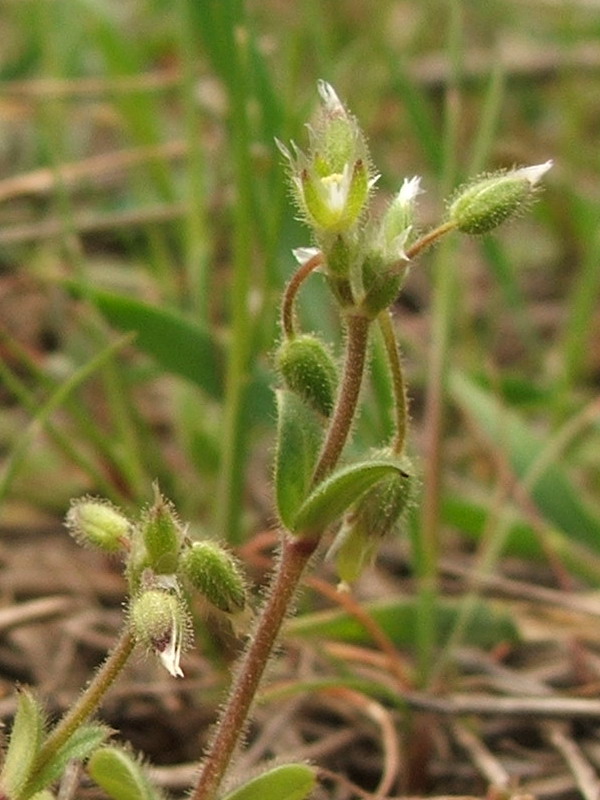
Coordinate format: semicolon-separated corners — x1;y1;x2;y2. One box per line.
2;0;600;578
3;0;600;793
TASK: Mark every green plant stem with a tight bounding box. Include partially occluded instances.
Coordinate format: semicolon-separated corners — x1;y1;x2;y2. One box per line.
377;310;408;455
191;307;372;800
311;312;371;486
27;627;135;788
405;221;456;261
281;251;324;339
190;534;318;800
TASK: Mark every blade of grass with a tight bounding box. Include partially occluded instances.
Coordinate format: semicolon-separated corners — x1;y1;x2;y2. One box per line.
0;334;135;514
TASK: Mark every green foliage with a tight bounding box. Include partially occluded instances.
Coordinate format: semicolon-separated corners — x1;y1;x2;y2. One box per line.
274;390;325;529
291;460;410;535
0;690;45;800
220;764;317;800
287;595;519;650
88;746;164;800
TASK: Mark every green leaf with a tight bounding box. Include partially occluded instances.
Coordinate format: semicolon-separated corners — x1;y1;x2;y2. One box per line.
450;372;600;552
0;690;45;799
25;724;109;797
287;595;519;649
292;460;407;535
88;746;163;800
87;288;224;399
274;390;324;528
220;764;317;800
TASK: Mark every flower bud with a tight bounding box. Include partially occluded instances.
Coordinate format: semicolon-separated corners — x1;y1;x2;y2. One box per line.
140;486;183;574
328;455;414;583
382;176;422;249
180;541;246;615
66;498;130;553
449;161;552;235
276;334;338;417
130;588;189;677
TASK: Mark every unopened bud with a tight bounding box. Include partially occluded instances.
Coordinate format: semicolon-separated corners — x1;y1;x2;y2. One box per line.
66;498;130;553
180;541;246;615
449;161;552;235
328;455;414;583
276;334;338;417
140;486;183;574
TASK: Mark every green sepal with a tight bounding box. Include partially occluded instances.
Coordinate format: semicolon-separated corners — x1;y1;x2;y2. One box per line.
220;764;317;800
88;746;163;800
274;390;324;529
291;460;407;536
0;689;45;799
24;724;110;797
140;487;182;575
360;255;403;317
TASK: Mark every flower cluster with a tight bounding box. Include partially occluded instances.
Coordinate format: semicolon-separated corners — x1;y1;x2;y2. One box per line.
67;487;247;677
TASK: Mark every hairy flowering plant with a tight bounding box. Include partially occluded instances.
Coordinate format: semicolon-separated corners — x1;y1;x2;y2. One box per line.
0;82;551;800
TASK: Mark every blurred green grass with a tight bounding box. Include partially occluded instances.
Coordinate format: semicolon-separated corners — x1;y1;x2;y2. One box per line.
1;0;600;596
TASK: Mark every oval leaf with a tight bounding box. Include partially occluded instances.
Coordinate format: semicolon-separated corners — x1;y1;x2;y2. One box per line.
88;746;162;800
221;764;317;800
26;724;109;797
86;287;224;399
292;460;406;534
274;390;324;528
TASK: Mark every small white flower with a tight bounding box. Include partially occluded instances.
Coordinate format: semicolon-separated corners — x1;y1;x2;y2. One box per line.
514;160;553;186
398;176;423;205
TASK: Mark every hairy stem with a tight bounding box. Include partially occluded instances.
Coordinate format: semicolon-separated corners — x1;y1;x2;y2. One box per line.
281;251;323;339
311;312;371;486
190;534;318;800
377;310;409;455
191;309;373;800
27;626;135;787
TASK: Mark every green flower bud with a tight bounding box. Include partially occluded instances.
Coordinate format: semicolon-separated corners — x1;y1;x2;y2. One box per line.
382;176;422;248
328;455;414;583
130;587;190;677
180;541;246;615
276;334;338;417
140;486;183;574
276;82;378;235
360;254;403;318
66;498;130;553
449;161;552;235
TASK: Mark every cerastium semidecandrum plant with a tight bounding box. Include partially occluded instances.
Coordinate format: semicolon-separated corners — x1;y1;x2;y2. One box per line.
0;82;551;800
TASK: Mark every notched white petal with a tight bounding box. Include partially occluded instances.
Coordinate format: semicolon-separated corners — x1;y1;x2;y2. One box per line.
515;160;553;186
398;176;423;204
317;80;345;113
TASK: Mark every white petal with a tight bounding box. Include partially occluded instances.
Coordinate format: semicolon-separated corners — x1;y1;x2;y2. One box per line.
292;247;321;265
158;623;184;678
515;160;553;186
398;176;423;204
317;80;344;113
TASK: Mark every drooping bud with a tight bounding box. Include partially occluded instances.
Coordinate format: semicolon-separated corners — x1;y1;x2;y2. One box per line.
276;334;338;417
327;455;414;583
139;485;183;575
66;498;130;553
180;541;247;615
449;161;552;235
130;588;190;677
